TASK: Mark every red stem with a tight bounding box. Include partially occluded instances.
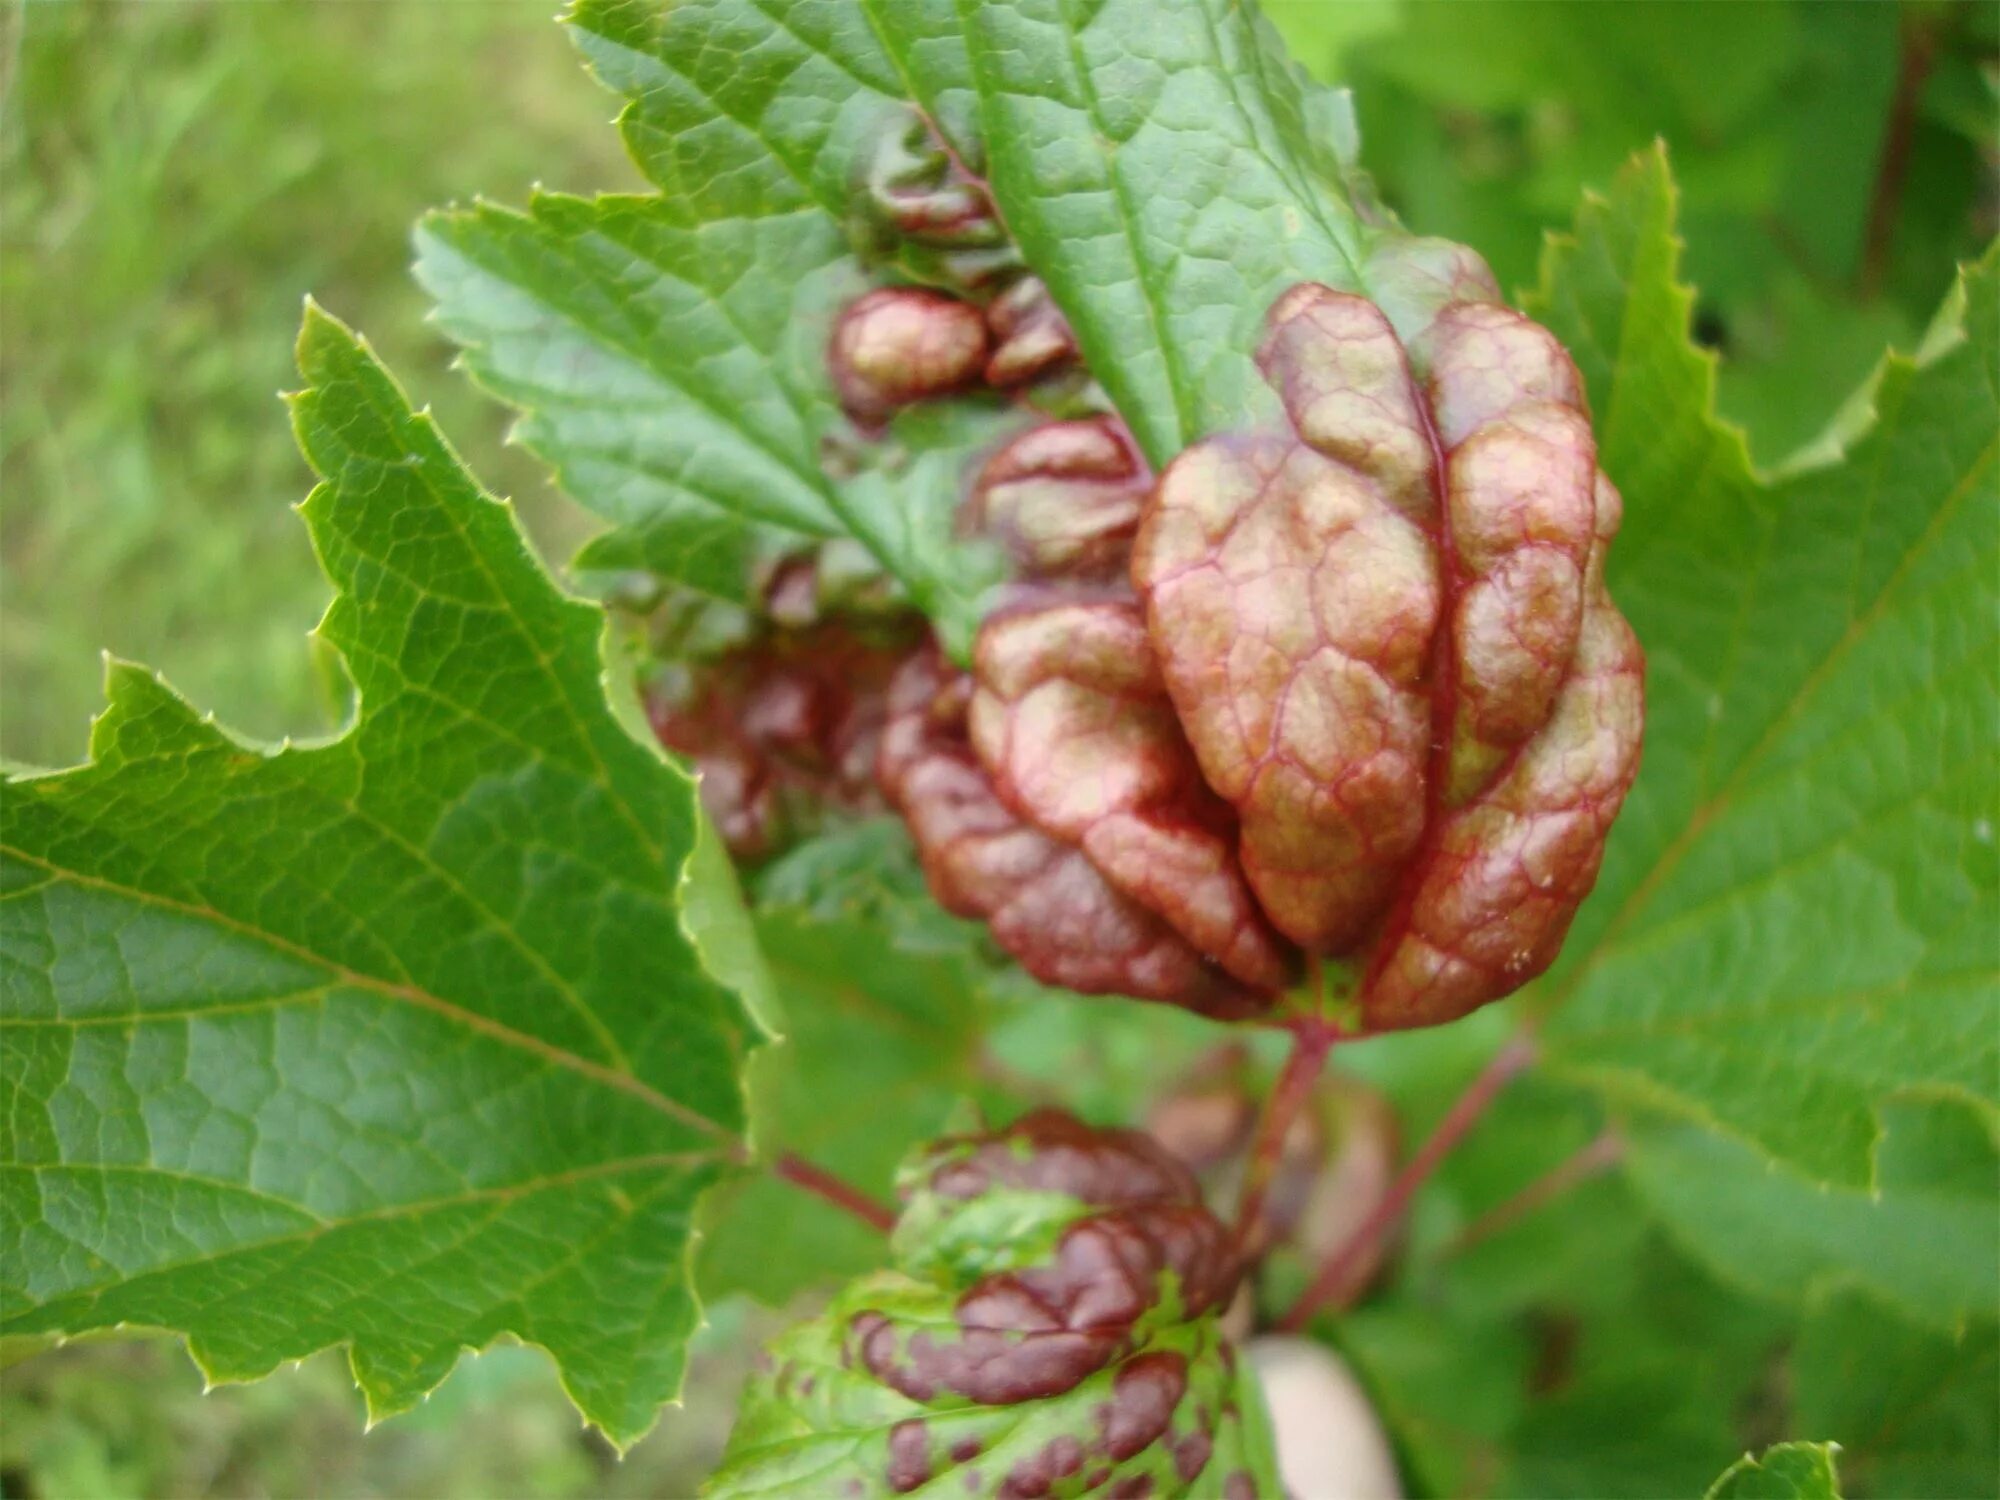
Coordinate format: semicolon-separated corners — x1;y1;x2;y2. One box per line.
1435;1129;1623;1260
1279;1035;1536;1331
773;1152;896;1234
1232;1023;1337;1249
1860;15;1939;295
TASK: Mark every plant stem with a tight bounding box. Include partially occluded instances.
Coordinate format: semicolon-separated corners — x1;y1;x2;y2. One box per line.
1232;1023;1336;1249
1435;1129;1623;1261
1860;12;1939;295
773;1152;896;1233
1278;1035;1537;1331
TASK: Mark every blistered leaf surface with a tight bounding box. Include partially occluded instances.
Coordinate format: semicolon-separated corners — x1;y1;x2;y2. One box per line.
970;601;1294;995
877;647;1262;1018
708;1110;1278;1499
1133;273;1641;1029
416;0;1023;647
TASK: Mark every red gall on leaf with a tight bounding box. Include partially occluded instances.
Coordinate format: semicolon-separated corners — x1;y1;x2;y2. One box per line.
713;1111;1274;1498
970;600;1294;995
1133;266;1642;1030
963;417;1149;581
877;645;1268;1018
853;108;1017;292
830;286;989;426
849;109;1078;393
648;617;912;863
984;275;1079;389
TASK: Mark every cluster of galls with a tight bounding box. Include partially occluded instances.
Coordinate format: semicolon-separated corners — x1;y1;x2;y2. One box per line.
664;112;1644;1034
831;111;1082;425
709;1110;1270;1499
642;557;919;862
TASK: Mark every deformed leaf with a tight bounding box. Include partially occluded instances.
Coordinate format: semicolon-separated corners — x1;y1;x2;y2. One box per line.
416;0;1021;651
887;0;1378;461
708;1109;1278;1499
0;306;759;1448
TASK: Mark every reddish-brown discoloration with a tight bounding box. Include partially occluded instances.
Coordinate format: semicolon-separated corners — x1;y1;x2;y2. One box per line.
965;419;1150;580
1135;292;1442;953
923;1109;1205;1209
1172;1431;1213;1483
812;1114;1252;1496
647;619;911;862
998;1433;1088;1499
831;287;989;425
972;601;1295;992
1132;276;1642;1029
888;1420;933;1494
855;1113;1241;1409
1100;1354;1188;1460
985;275;1079;388
878;648;1267;1016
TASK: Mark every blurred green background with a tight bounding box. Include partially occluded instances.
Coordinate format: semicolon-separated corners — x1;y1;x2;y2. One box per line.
1;0;1992;1496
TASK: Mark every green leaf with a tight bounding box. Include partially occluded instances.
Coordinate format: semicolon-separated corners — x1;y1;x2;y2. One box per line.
880;0;1373;462
1705;1442;1843;1500
415;0;1020;653
419;0;1413;638
0;305;758;1448
1522;148;1999;1187
1338;1187;1791;1500
697;911;985;1305
1794;1294;1998;1500
1623;1098;2000;1331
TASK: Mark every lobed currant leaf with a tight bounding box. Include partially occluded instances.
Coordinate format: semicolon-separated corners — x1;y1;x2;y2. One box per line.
707;1110;1279;1499
1525;149;1999;1187
0;307;759;1448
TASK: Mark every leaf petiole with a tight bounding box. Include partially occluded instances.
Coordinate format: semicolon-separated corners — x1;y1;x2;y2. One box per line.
1231;1021;1338;1251
772;1152;898;1234
1278;1034;1538;1330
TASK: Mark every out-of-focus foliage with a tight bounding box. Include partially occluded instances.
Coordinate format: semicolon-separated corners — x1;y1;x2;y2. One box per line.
0;0;635;770
0;1327;758;1500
